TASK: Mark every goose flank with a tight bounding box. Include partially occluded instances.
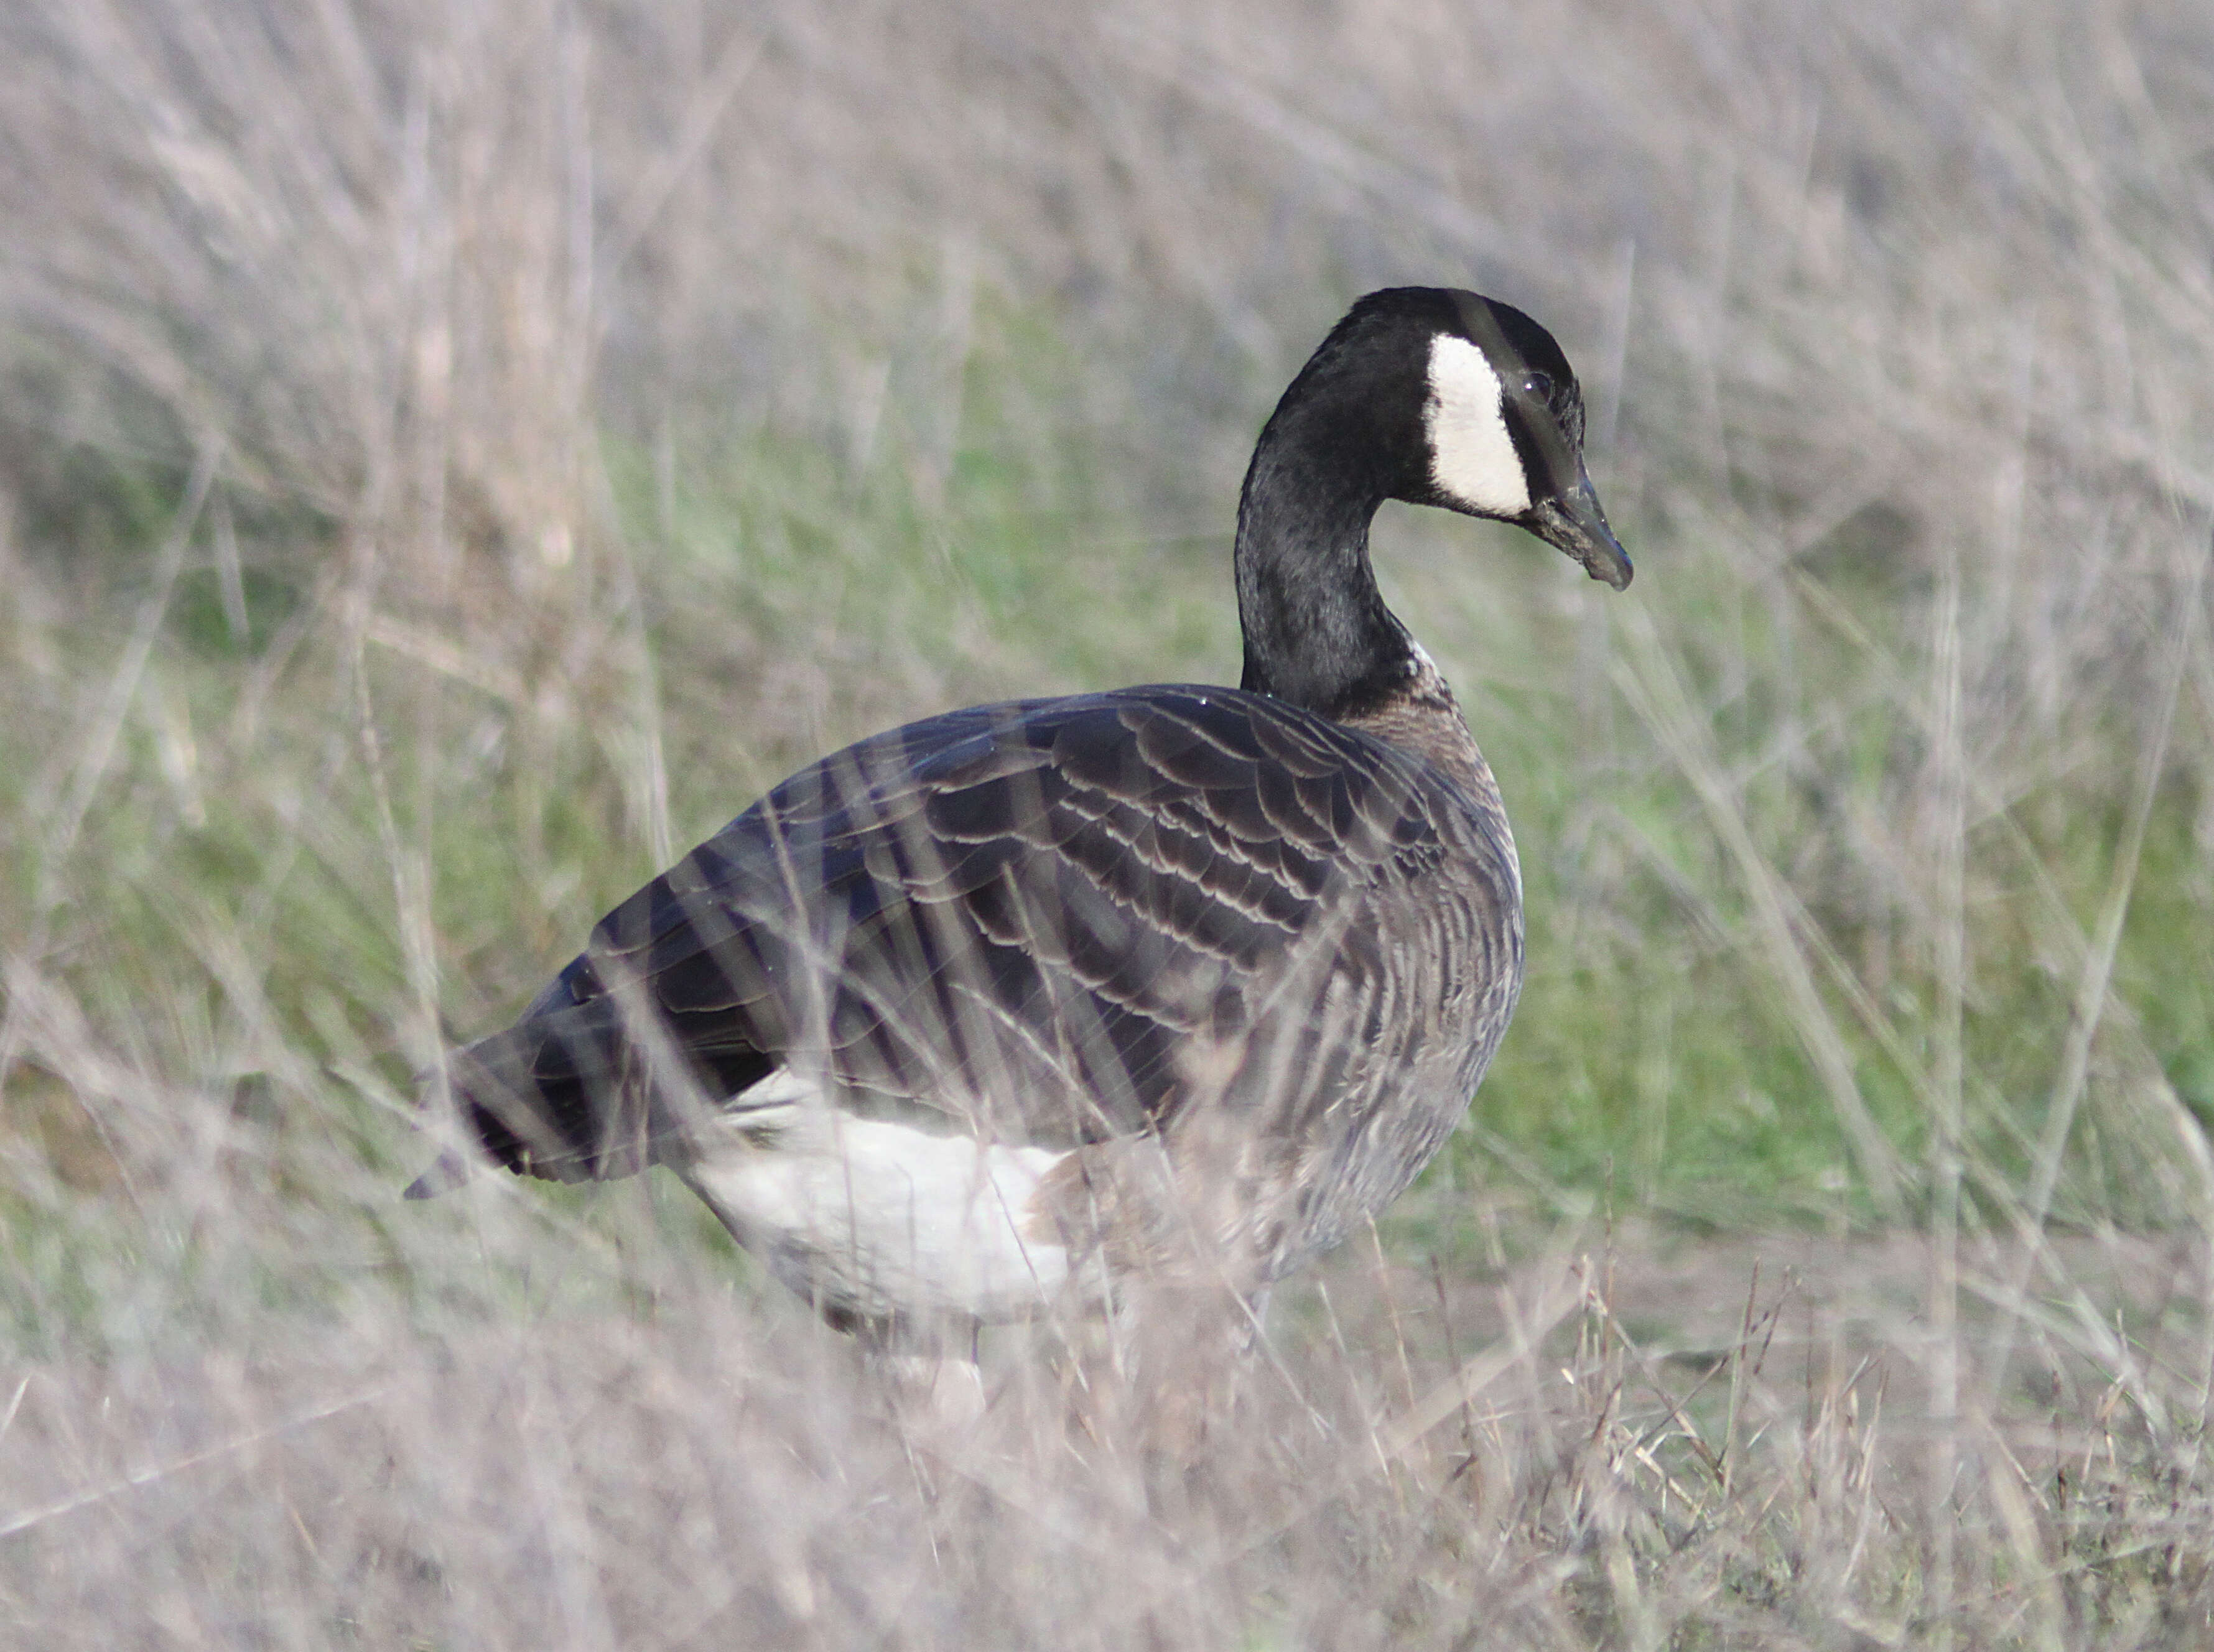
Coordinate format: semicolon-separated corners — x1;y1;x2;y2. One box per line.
407;287;1632;1335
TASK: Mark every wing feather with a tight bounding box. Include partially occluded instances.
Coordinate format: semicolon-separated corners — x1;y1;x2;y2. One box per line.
453;685;1495;1175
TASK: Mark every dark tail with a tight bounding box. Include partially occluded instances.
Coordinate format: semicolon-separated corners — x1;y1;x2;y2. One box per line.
403;992;772;1197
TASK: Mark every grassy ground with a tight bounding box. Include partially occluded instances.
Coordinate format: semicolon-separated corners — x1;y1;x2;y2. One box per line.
4;0;2214;1644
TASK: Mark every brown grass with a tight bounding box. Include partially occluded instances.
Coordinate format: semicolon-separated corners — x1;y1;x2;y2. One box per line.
4;0;2214;1644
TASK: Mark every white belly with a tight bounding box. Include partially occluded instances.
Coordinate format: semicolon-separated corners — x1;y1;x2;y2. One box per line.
675;1071;1081;1323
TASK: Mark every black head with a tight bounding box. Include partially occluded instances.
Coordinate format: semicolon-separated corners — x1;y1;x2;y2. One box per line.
1272;287;1632;589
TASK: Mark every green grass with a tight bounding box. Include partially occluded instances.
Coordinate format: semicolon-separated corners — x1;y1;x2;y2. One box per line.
6;321;2206;1245
6;0;2214;1641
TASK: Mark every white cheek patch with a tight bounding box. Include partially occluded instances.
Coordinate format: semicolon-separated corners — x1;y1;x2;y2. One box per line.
1425;333;1531;517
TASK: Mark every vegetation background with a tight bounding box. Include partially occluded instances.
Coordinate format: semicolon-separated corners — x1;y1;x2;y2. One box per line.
2;0;2212;1644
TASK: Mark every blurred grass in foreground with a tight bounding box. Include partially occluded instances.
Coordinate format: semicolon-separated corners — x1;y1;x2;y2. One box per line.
4;0;2214;1644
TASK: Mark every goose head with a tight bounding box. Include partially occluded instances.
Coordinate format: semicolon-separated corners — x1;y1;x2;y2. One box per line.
1265;287;1632;590
1412;291;1632;589
1235;287;1631;715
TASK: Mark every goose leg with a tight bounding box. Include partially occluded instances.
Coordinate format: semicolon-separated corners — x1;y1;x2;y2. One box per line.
867;1316;990;1433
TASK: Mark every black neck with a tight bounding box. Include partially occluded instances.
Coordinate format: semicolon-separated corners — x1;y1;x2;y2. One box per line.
1233;414;1417;720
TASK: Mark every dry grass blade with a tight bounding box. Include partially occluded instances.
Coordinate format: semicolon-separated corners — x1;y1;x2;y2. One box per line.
1612;604;1907;1220
1374;1266;1585;1466
5;1;2214;1646
2021;534;2205;1227
0;1390;387;1543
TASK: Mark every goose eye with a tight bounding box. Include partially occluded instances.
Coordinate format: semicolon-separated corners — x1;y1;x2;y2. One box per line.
1521;372;1553;402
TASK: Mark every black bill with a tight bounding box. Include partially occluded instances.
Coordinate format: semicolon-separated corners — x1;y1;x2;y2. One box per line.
1530;472;1633;590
